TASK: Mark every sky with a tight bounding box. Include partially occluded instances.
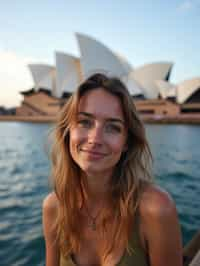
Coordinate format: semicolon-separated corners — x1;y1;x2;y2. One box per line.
0;0;200;107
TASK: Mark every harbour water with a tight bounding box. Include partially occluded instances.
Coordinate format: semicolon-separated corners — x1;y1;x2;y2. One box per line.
0;122;199;266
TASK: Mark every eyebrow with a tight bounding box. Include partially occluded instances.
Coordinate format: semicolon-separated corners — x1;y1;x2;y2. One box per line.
78;112;125;125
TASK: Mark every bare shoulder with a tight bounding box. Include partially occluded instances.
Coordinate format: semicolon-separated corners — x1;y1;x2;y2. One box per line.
43;193;60;265
138;184;183;266
42;192;59;242
43;191;59;218
139;184;177;220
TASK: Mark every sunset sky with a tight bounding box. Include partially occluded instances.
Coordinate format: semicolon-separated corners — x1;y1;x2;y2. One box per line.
0;0;200;107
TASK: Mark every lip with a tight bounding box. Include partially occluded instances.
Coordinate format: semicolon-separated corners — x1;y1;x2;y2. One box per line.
80;149;107;159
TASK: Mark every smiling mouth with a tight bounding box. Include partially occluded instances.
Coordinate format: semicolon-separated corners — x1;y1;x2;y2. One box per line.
80;149;107;159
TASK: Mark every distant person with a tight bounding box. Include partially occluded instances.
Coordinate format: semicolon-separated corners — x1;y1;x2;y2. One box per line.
42;73;183;266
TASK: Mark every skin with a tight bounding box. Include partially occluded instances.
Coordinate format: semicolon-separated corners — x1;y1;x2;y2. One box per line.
69;89;128;199
43;88;183;266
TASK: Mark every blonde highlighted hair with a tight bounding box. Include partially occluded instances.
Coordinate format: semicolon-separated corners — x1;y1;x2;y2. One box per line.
50;73;153;261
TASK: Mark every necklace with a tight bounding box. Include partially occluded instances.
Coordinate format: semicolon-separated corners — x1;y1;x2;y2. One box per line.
84;205;102;231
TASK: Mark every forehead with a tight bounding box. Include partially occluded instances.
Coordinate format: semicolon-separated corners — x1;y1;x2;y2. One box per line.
78;88;124;120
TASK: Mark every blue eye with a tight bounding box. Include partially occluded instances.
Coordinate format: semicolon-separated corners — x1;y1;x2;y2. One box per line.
77;119;92;128
105;124;121;133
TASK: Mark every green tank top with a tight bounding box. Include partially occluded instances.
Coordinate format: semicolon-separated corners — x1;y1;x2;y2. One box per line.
60;215;148;266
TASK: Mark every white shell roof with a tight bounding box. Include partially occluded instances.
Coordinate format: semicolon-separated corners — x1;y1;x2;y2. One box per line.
115;53;133;74
121;72;143;96
28;64;56;92
132;62;173;99
55;52;81;97
176;77;200;104
76;33;130;79
156;80;176;99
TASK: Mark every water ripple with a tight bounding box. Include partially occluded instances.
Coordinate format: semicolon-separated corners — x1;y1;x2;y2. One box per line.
0;122;199;265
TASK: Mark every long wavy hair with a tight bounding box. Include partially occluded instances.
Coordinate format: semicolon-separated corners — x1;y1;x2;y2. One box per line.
51;73;153;262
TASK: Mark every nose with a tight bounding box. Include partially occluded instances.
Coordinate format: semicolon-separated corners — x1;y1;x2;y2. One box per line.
88;124;104;146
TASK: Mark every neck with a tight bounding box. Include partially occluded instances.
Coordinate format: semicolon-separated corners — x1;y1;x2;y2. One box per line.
80;171;113;231
82;171;112;205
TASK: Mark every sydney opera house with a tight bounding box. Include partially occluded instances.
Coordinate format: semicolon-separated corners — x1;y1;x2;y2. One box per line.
15;33;200;123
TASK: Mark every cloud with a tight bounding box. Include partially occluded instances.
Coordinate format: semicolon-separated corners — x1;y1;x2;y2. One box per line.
177;0;200;12
0;50;37;107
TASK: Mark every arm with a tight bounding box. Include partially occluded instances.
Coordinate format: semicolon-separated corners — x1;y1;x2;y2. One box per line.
42;192;60;266
140;185;183;266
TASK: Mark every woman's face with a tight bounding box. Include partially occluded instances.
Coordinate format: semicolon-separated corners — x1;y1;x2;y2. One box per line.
69;88;127;178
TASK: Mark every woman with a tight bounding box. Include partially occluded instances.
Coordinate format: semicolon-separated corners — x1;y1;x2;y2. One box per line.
43;73;183;266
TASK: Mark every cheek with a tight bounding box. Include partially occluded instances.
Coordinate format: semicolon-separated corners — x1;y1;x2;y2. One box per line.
69;127;88;155
69;128;81;154
108;137;126;154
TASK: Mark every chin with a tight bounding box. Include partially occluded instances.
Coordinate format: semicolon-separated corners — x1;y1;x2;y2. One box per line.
81;165;103;175
80;162;112;177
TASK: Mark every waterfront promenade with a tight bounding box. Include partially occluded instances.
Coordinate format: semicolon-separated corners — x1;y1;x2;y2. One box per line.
1;114;200;124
